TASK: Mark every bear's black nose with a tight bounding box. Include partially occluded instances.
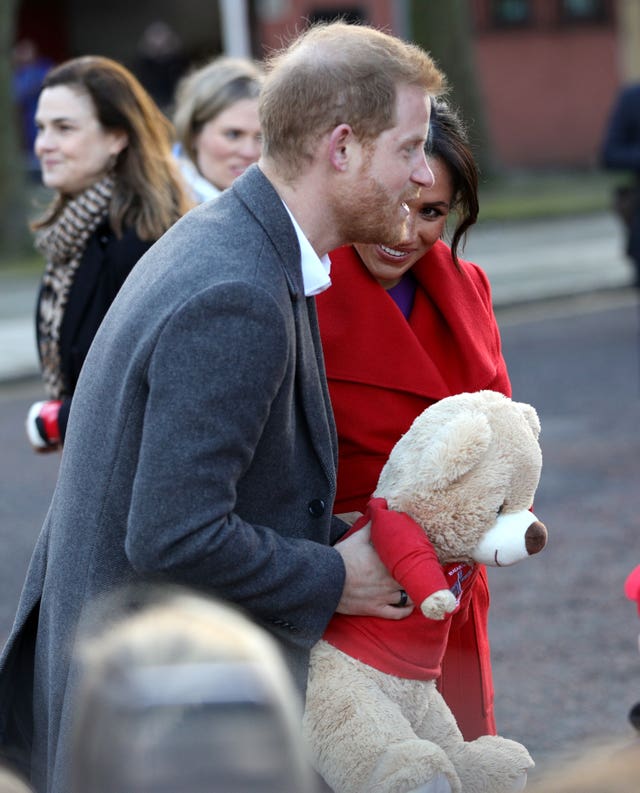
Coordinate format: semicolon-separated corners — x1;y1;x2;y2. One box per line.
525;521;547;555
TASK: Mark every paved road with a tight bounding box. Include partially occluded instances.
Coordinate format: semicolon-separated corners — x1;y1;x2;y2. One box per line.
489;289;640;775
0;378;59;638
1;290;639;782
1;211;639;784
465;211;632;305
0;210;635;383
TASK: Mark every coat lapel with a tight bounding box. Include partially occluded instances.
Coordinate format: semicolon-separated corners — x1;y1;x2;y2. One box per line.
297;295;338;482
232;166;337;487
318;243;503;401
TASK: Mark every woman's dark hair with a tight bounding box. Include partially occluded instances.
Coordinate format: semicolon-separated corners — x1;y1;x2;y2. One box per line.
426;97;479;268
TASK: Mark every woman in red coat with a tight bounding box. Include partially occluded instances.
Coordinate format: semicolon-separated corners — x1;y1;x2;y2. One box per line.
317;97;511;741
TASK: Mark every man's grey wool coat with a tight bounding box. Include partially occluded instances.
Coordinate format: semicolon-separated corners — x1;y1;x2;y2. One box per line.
0;165;347;792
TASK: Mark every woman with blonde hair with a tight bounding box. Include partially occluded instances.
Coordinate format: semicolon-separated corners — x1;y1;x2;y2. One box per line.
25;55;193;452
173;56;263;201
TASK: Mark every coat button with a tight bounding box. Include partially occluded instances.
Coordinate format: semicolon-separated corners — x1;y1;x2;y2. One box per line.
308;498;325;517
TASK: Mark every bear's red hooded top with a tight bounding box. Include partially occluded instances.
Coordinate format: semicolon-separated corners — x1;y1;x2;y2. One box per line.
324;498;477;680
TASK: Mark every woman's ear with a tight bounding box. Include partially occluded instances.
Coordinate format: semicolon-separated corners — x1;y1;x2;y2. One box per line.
327;124;353;172
109;129;129;157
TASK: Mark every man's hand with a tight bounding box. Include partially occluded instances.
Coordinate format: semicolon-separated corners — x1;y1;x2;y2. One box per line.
334;521;413;619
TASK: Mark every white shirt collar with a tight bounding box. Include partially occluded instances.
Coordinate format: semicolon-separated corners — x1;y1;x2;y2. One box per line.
282;202;332;297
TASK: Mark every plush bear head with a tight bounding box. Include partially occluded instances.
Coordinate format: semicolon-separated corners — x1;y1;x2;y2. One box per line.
374;390;547;569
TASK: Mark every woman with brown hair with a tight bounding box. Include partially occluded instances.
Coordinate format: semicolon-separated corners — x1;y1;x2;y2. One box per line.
25;55;193;452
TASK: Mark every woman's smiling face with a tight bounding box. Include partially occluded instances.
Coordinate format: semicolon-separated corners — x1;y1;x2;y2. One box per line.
353;156;453;289
34;84;127;196
193;97;262;190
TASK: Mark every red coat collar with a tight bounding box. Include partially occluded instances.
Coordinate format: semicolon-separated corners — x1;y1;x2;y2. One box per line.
318;242;506;401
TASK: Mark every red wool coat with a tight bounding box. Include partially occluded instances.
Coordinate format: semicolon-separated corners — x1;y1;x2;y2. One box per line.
317;240;511;739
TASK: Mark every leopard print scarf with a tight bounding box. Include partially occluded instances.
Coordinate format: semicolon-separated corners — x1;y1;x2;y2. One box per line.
35;174;114;399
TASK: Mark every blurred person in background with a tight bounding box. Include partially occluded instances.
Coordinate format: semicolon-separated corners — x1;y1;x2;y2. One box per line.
25;55;193;453
133;20;188;115
317;97;510;742
624;563;640;732
0;765;33;793
172;56;263;202
11;39;54;173
600;83;640;288
70;586;317;793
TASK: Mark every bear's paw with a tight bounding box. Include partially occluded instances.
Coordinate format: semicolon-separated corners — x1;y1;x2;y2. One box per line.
420;589;457;620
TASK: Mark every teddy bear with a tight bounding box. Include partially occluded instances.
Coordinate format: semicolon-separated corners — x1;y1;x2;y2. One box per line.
303;390;548;793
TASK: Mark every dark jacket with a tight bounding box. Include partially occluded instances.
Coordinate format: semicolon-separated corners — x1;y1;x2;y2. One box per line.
36;222;152;438
0;166;346;793
600;83;640;266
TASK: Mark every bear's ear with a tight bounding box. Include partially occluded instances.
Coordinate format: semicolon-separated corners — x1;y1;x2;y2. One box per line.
516;402;541;440
419;411;492;490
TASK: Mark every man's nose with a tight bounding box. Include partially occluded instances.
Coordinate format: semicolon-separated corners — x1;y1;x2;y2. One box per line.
412;151;434;188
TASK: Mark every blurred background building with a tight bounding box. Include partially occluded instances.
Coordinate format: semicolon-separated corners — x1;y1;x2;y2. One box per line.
10;0;638;170
5;0;640;257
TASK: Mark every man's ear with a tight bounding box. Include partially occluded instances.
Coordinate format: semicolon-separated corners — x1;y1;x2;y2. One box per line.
328;124;354;172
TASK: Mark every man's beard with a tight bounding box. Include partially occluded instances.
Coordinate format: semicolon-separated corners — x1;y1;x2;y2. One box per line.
332;169;416;248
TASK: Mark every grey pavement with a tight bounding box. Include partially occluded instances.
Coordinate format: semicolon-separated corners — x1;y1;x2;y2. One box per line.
464;211;633;304
0;210;635;383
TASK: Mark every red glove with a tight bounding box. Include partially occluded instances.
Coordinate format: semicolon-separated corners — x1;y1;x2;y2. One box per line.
26;400;63;452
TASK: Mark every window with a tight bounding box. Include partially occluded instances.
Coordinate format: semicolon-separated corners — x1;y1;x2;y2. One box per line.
559;0;610;23
492;0;531;27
